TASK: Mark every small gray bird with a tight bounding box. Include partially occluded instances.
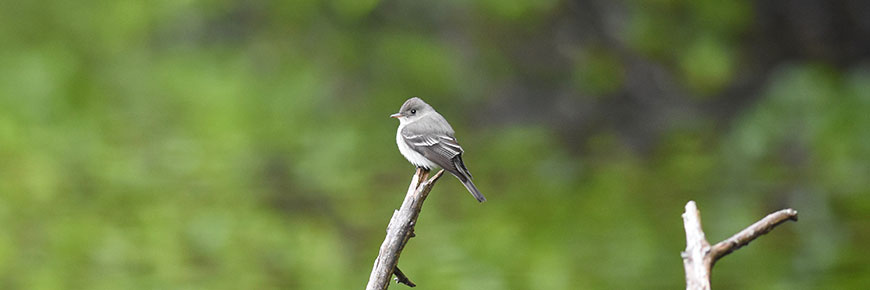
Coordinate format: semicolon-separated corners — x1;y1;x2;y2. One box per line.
390;97;486;202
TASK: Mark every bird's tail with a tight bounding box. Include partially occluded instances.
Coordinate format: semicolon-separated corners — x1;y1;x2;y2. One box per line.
453;155;485;202
461;179;486;203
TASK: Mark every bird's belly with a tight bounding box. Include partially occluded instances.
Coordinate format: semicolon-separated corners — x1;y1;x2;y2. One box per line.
396;130;438;169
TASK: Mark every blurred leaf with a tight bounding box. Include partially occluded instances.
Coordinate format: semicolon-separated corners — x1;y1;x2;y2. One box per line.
680;35;736;95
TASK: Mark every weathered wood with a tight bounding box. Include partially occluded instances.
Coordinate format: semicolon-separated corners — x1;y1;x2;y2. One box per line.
709;208;798;262
681;201;798;290
681;201;712;290
366;168;445;290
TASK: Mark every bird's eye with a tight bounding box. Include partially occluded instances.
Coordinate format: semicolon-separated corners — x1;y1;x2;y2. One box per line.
410;109;416;114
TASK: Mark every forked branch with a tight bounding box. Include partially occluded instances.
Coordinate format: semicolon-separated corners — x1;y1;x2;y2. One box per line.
681;201;798;290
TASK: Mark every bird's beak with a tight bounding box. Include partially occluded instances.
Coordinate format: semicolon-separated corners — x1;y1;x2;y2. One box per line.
390;113;402;118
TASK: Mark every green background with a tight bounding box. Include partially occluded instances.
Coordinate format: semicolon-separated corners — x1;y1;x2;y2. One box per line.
1;0;868;289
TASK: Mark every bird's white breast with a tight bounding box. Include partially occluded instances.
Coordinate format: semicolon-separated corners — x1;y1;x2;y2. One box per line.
396;123;438;169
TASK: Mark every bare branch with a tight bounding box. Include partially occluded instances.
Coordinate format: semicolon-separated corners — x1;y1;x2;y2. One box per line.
681;201;798;290
366;168;445;290
393;266;416;287
710;208;799;262
681;201;713;290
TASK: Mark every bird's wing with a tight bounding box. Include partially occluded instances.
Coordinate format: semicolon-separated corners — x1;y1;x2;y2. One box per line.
401;128;467;176
402;131;462;158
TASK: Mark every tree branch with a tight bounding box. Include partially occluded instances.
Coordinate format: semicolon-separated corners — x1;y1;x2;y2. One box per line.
709;208;798;262
681;201;798;290
393;266;416;287
366;168;445;290
681;201;713;290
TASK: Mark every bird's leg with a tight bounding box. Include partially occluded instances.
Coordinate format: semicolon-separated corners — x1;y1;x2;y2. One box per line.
416;167;430;184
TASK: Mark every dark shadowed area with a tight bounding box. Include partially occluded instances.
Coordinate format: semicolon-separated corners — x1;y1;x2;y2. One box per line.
0;0;868;289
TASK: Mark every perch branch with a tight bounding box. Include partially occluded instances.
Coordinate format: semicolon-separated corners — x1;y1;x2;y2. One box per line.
681;201;798;290
366;168;445;290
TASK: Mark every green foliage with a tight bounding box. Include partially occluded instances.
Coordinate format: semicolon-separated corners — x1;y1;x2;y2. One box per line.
0;0;867;289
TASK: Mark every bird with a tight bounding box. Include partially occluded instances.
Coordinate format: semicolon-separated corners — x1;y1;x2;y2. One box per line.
390;97;486;202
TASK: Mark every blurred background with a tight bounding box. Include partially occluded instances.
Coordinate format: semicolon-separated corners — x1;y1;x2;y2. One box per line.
1;0;868;289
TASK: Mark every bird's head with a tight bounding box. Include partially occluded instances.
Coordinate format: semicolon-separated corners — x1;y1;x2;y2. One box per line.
390;97;432;123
